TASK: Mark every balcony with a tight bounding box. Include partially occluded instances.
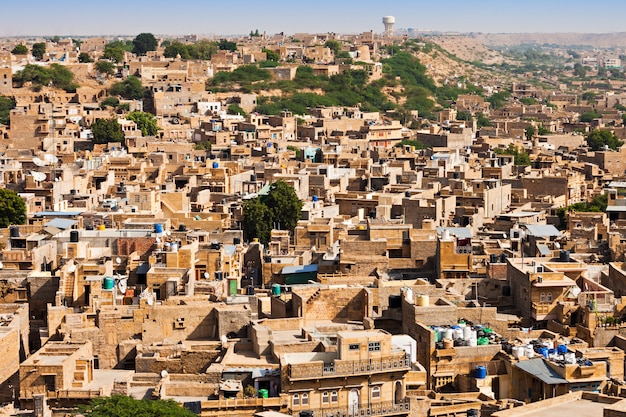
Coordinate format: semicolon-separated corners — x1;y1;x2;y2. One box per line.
311;399;410;417
200;397;285;410
289;353;410;380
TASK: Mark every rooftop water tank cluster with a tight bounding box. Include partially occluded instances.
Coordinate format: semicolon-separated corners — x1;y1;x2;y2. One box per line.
432;321;501;349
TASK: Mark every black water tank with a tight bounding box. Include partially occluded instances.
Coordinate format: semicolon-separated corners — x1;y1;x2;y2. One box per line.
500;253;508;263
389;295;402;308
251;174;257;182
178;224;187;232
233;237;241;245
299;411;314;417
405;191;411;198
560;250;570;262
9;226;19;238
489;254;499;264
70;230;79;243
246;285;255;295
467;409;479;417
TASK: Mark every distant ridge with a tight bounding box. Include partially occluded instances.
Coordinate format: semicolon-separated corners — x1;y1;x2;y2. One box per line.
470;32;626;47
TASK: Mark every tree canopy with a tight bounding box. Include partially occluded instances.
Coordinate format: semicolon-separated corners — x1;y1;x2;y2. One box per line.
102;41;132;63
132;33;158;56
76;395;195;417
493;143;531;166
0;96;16;126
243;180;303;244
13;64;78;92
91;118;124;144
110;76;145;100
126;111;159;136
11;44;28;55
31;42;46;60
78;52;94;63
95;61;116;76
0;189;26;228
585;129;624;151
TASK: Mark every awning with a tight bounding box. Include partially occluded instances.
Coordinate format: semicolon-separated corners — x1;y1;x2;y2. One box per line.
515;358;568;385
533;277;577;287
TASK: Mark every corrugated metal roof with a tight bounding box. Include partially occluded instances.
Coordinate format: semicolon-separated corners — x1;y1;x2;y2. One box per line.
45;218;77;230
515;358;568;385
281;264;318;275
436;227;473;239
524;224;561;237
536;243;552;256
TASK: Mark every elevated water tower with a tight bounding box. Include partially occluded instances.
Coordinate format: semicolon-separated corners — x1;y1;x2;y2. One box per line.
383;15;396;37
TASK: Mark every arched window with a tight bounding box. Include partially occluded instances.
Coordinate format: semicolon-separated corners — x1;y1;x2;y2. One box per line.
372;386;381;399
292;394;300;407
540;292;546;302
331;390;338;403
322;391;329;404
547;292;553;302
301;393;309;406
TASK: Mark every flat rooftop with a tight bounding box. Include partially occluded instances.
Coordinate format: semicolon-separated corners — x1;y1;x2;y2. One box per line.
493;392;622;417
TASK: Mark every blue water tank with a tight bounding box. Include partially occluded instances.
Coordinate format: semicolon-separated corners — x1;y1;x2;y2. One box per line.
312;195;319;202
557;344;568;354
538;347;549;358
475;366;487;379
271;284;281;296
212;161;219;169
154;224;163;234
103;277;115;290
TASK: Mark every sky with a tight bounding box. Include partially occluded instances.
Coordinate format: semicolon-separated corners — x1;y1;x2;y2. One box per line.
3;0;626;37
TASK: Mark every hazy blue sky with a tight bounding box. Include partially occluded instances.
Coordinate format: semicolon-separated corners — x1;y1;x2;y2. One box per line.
3;0;625;37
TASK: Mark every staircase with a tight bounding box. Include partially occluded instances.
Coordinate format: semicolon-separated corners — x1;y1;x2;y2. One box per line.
307;289;321;304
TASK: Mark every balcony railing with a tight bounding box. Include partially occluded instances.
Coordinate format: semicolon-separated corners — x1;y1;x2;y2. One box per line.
289;353;410;380
311;399;410;417
200;397;285;409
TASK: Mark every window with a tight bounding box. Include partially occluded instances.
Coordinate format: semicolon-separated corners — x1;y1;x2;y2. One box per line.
349;343;360;351
368;341;381;352
540;292;546;302
322;391;329;404
547;292;553;302
372;386;381;399
292;394;300;407
44;375;55;392
331;390;338;403
301;393;309;406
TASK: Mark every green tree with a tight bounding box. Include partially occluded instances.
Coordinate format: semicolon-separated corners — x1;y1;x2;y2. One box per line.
227;103;246;116
218;39;237;52
103;41;127;63
32;42;46;60
494;143;531;166
394;139;428;150
100;97;120;109
525;125;536;141
0;189;26;228
11;44;27;55
585;129;624;151
325;40;342;55
476;113;492;127
77;395;195;417
13;63;77;92
580;109;602;123
163;41;190;59
262;48;280;62
132;33;158;56
0;96;16;126
581;91;597;102
78;52;93;63
242;180;303;244
126;111;159;136
573;63;587;78
95;61;116;76
91;118;124;144
110;76;145;100
487;91;511;110
557;194;608;229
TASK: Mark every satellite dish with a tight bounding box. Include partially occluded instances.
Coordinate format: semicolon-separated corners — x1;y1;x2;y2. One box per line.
115;257;122;264
146;296;154;306
554;242;561;249
54;177;60;182
156;237;161;243
118;278;128;294
44;154;59;164
32;157;46;167
166;230;171;236
67;264;76;273
203;272;209;279
31;171;47;182
161;370;169;378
